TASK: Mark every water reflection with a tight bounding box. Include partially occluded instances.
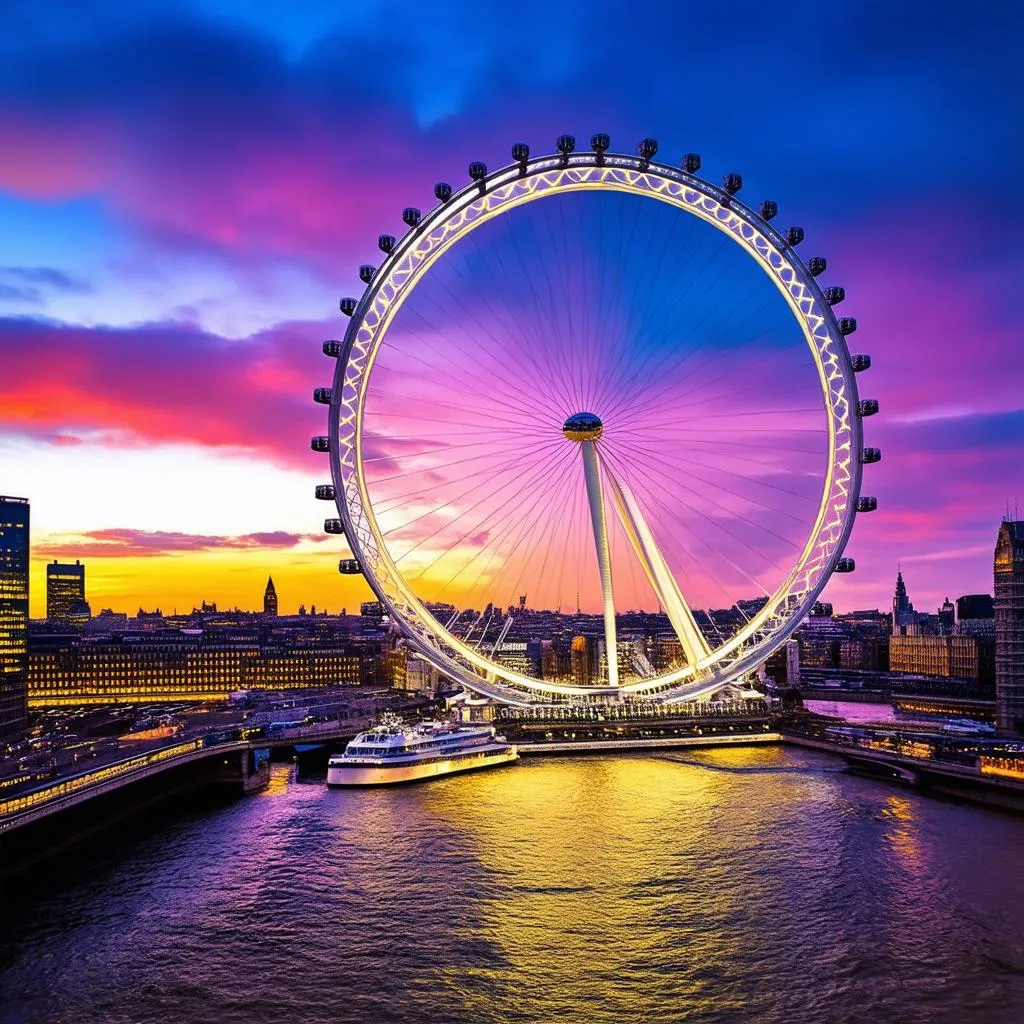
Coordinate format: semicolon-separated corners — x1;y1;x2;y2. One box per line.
1;750;1023;1024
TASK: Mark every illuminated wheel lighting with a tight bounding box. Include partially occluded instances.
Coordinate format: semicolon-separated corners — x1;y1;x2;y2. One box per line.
313;142;875;706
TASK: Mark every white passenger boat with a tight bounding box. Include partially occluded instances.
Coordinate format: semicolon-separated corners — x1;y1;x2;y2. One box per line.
326;717;518;787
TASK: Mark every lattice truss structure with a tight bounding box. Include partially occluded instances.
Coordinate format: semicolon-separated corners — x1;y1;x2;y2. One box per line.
310;140;879;706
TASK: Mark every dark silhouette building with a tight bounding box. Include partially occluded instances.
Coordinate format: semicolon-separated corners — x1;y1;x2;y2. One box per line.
957;594;995;639
892;569;918;635
46;559;87;622
995;520;1024;732
0;496;30;736
939;597;955;636
263;576;278;618
958;594;994;621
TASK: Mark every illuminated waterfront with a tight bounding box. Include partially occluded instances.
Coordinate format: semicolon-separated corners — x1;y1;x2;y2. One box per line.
2;750;1023;1023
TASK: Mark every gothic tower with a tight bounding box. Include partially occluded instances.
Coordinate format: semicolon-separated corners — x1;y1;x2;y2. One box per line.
263;576;278;618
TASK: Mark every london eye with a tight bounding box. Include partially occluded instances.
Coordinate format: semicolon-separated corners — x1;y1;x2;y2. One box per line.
311;136;879;706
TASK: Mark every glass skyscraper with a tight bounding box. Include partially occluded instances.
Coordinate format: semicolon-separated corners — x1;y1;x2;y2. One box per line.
0;496;29;737
995;519;1024;733
46;559;86;621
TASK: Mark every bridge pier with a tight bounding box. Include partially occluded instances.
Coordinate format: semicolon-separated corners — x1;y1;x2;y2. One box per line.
238;749;270;794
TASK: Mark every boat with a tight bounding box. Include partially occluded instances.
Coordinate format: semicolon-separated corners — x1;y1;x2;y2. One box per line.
326;716;518;786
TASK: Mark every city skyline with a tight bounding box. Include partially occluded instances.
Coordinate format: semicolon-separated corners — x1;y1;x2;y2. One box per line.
2;1;1024;618
11;537;1006;623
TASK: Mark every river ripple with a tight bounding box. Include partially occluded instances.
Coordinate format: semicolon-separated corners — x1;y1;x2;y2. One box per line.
2;745;1023;1024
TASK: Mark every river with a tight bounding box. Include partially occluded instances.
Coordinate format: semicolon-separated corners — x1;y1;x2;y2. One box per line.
2;746;1023;1023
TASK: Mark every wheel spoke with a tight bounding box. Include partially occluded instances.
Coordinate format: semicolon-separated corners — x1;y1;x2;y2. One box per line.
329;151;862;702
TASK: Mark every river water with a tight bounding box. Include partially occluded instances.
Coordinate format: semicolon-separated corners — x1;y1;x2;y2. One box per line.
2;746;1023;1024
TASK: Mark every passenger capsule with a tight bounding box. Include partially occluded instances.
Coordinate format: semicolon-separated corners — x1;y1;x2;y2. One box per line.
378;234;396;253
637;137;658;161
338;558;362;575
824;286;845;305
807;256;827;277
402;208;420;227
851;353;872;372
339;298;357;316
591;133;610;153
322;339;343;357
324;519;345;535
315;484;336;501
760;200;778;221
856;496;878;513
434;182;453;203
785;226;805;247
722;173;743;195
313;387;332;405
311;436;330;453
511;142;530;163
359;264;376;283
838;316;857;336
556;134;576;154
682;152;702;173
834;557;856;573
860;447;882;464
468;161;487;180
859;398;879;417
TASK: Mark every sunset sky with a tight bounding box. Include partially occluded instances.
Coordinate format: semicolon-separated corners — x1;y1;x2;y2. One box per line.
2;0;1022;618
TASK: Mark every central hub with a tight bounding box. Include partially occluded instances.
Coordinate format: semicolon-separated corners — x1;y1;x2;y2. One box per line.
562;412;604;442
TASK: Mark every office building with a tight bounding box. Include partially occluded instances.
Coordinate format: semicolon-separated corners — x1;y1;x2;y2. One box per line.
0;496;29;735
957;594;995;639
995;520;1024;732
890;634;988;683
939;597;955;636
46;559;87;622
403;656;441;696
570;634;595;686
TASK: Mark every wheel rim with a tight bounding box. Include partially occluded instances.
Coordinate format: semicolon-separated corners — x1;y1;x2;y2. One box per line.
329;153;863;704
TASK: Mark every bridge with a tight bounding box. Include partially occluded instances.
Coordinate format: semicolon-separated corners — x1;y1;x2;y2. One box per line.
782;728;1024;812
0;717;373;837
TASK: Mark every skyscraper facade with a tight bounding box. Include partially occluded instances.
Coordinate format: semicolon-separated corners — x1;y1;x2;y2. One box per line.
263;576;278;618
995;520;1024;733
0;496;30;736
46;559;86;621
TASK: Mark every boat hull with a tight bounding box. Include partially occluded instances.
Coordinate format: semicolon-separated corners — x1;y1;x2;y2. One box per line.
327;747;518;787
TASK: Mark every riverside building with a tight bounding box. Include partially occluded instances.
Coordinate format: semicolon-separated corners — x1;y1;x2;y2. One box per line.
24;626;396;706
995;520;1024;732
889;634;991;684
0;496;29;735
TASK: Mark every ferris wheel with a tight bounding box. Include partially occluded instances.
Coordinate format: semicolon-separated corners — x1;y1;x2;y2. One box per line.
310;135;880;706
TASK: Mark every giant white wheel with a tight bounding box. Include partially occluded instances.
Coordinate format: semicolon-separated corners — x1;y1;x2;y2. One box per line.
311;137;879;706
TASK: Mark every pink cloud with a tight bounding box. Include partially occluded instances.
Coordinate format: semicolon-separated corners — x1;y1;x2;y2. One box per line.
35;528;327;558
0;316;328;468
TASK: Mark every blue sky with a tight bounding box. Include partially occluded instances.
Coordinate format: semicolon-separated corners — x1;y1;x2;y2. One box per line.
1;0;1021;614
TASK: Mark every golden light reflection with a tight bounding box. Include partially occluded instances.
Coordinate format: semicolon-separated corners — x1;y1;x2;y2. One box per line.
408;754;817;1020
881;794;925;872
260;762;294;797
